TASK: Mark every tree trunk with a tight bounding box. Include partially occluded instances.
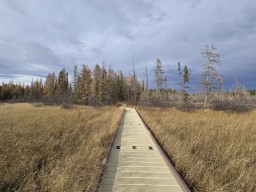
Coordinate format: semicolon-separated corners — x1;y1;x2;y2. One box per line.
203;92;208;108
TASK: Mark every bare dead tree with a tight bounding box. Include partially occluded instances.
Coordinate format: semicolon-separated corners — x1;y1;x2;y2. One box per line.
200;44;223;107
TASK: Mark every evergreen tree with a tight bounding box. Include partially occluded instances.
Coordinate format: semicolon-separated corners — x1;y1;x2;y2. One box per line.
56;68;69;100
72;65;78;101
43;73;56;100
145;58;149;101
106;66;115;104
93;64;101;104
178;62;183;92
98;64;107;104
118;71;126;101
182;65;190;107
79;65;92;104
24;85;30;100
31;79;42;101
0;84;2;100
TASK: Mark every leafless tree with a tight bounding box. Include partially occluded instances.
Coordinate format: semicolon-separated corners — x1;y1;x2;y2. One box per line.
200;44;223;107
154;58;165;91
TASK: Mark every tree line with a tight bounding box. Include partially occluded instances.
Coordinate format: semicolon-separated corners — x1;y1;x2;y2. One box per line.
1;44;255;110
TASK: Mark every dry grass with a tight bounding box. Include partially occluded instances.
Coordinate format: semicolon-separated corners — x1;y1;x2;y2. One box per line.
137;107;256;192
0;103;123;192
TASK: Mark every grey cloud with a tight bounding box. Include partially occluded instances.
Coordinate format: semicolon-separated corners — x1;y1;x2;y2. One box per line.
209;1;256;41
24;42;60;65
226;63;256;81
90;47;103;56
0;73;17;78
0;34;62;76
0;59;12;70
191;0;202;9
0;0;255;89
210;21;256;41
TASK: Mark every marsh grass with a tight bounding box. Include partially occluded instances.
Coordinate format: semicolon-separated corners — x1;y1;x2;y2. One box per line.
137;107;256;192
0;103;123;192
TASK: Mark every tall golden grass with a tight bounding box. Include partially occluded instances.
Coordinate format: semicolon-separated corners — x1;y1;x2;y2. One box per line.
0;103;123;192
137;107;256;192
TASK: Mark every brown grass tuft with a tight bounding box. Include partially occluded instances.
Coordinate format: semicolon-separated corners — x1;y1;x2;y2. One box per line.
0;103;123;192
137;107;256;192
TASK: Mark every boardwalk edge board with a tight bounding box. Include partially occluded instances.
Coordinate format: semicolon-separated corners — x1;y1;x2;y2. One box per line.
92;108;126;192
135;108;191;192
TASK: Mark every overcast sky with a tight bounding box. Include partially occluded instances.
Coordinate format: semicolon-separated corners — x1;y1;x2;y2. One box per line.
0;0;255;91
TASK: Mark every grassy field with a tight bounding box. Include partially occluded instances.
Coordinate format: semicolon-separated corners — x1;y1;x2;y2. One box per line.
0;103;123;192
137;107;256;192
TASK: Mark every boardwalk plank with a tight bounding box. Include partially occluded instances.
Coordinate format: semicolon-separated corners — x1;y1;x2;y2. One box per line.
98;108;188;192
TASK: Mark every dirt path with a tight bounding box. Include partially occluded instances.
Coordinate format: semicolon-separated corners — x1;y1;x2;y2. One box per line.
98;108;189;192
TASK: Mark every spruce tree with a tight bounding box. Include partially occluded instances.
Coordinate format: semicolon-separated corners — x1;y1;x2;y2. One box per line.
80;65;93;104
72;65;78;101
56;68;69;101
182;65;190;106
93;64;101;104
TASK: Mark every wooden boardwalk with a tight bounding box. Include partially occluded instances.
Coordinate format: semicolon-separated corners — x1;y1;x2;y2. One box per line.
98;108;190;192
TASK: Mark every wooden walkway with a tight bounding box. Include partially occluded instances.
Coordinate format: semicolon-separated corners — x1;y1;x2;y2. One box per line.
98;108;190;192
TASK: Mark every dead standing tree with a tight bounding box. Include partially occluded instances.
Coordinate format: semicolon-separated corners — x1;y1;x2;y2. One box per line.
201;45;223;107
154;58;164;90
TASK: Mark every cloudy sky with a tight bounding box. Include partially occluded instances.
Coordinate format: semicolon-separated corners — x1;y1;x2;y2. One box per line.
0;0;255;91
